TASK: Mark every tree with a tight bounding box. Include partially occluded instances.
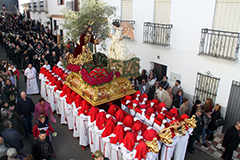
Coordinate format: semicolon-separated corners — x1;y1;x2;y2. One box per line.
62;0;117;52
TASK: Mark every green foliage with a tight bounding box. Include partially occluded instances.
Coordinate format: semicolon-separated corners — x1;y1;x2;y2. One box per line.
61;0;117;51
93;52;108;66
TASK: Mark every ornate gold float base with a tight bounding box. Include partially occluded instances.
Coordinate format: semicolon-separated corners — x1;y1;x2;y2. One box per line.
66;52;93;65
64;72;136;106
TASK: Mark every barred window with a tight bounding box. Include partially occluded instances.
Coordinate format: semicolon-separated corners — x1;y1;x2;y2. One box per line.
193;72;220;105
121;0;133;20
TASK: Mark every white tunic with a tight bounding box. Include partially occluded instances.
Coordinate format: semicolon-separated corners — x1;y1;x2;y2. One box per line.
88;118;95;153
24;67;39;94
79;114;89;146
160;136;179;160
173;132;189;160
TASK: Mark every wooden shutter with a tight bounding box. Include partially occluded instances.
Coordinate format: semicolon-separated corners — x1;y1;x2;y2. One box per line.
213;0;240;32
154;0;171;24
121;0;133;20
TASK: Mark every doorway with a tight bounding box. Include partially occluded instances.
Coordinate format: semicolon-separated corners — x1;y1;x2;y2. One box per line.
152;62;167;81
222;80;240;133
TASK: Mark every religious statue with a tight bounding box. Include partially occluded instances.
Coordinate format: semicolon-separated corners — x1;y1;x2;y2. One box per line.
108;21;135;60
69;21;101;64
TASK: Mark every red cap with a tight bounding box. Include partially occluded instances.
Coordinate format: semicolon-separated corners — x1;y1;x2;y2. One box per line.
146;106;155;114
102;117;116;138
88;106;99;122
107;104;118;116
123;132;136;151
170;108;178;117
60;85;68;97
123;114;134;128
69;92;77;104
110;124;125;144
135;141;148;160
74;95;82;108
114;109;125;122
78;100;89;116
96;112;107;130
143;129;160;141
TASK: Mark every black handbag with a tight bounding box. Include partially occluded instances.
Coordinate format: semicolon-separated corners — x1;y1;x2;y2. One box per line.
214;117;225;127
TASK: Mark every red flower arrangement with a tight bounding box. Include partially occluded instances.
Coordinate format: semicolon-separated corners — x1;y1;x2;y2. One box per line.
67;64;81;73
81;68;121;86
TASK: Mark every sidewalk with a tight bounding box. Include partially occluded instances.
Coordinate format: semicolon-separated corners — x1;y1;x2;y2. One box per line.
194;133;240;160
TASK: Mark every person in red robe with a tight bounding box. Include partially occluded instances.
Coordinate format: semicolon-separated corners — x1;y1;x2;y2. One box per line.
73;24;101;58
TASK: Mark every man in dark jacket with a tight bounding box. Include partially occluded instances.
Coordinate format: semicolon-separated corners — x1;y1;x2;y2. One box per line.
1;120;23;151
187;108;203;154
33;130;52;160
222;121;240;160
16;91;35;137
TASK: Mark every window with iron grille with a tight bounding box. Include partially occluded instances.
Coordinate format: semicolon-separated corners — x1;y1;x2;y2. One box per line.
143;22;173;46
199;29;240;61
193;72;220;105
112;19;135;40
121;0;133;20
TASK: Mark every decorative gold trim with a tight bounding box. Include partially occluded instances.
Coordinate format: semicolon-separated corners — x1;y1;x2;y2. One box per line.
64;72;136;106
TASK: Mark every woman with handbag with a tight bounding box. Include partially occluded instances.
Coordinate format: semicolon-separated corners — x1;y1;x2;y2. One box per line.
207;104;221;141
3;79;16;106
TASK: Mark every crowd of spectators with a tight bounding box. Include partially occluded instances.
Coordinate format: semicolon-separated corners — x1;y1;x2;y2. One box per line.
0;12;60;160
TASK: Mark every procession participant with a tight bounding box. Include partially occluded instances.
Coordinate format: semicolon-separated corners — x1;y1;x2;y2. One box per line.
53;78;62;115
114;109;125;122
121;131;137;160
135;104;146;121
94;110;107;153
123;114;134;128
110;123;125;160
134;141;148;160
72;95;82;138
121;95;132;113
48;76;58;111
139;93;149;105
88;106;99;153
160;120;180;160
132;90;141;101
65;91;76;131
153;114;168;132
107;103;119;116
24;64;39;95
64;88;73;130
144;110;155;126
101;116;116;158
173;114;190;160
59;84;69;125
128;99;139;117
143;128;160;160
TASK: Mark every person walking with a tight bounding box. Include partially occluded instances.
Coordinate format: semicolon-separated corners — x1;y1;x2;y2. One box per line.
187;108;203;154
33;115;56;158
16;91;35;137
32;130;53;160
34;97;53;120
207;104;221;141
221;121;240;160
24;64;39;95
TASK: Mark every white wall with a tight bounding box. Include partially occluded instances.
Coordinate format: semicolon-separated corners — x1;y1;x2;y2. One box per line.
102;0;240;114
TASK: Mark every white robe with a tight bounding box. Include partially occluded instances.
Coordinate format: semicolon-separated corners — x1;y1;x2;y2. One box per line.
59;95;67;124
65;102;74;130
94;126;104;153
88;118;95;153
102;136;111;159
54;90;62;115
111;143;123;160
146;140;161;160
160;136;179;160
79;114;89;146
40;76;46;99
72;103;80;138
24;67;39;94
48;85;56;111
173;132;189;160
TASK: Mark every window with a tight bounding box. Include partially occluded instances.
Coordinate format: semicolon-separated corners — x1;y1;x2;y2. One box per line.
199;28;240;60
143;22;173;46
54;20;57;29
193;72;220;105
58;0;64;5
121;0;133;20
213;0;240;32
154;0;171;24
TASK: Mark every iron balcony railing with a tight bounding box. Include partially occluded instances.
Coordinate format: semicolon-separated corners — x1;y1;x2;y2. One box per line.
33;2;37;11
112;19;135;40
40;1;44;12
143;22;173;46
199;28;240;61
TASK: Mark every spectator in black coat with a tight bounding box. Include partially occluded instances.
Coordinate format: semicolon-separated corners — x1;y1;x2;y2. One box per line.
1;120;23;152
222;121;240;160
3;80;16;106
148;81;159;100
137;69;147;85
159;76;169;90
49;51;58;68
207;104;221;141
190;100;201;117
16;91;34;137
172;90;183;109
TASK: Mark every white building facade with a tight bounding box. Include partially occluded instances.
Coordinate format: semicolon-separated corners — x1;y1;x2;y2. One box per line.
22;0;240;133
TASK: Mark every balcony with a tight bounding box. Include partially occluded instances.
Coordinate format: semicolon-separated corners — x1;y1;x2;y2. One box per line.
199;29;240;61
143;22;173;46
112;19;135;40
33;2;37;12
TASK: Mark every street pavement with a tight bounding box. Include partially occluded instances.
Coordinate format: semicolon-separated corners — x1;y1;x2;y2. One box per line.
0;47;217;160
